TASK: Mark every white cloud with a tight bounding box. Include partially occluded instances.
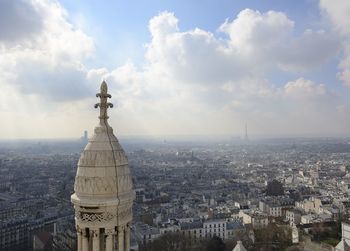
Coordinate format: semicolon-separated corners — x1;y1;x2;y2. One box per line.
319;0;350;36
144;10;339;89
319;0;350;86
86;10;345;137
0;5;348;138
0;0;94;101
278;29;340;72
220;9;339;73
283;78;329;99
0;0;43;43
219;9;294;53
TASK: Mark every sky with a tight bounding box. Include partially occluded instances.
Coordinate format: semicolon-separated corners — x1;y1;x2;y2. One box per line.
1;0;350;139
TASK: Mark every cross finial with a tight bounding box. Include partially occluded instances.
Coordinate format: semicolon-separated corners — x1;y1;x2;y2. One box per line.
94;81;113;123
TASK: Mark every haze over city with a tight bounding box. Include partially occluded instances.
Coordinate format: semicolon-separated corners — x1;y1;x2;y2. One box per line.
4;2;350;251
1;0;350;139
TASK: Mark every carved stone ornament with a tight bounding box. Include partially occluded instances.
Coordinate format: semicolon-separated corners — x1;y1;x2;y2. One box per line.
105;229;115;235
76;211;116;223
74;176;117;194
74;174;132;195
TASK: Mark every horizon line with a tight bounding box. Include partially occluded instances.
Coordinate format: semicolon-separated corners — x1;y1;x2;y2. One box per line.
1;133;350;141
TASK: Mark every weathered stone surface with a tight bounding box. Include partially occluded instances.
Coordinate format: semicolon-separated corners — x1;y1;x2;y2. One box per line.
71;81;134;251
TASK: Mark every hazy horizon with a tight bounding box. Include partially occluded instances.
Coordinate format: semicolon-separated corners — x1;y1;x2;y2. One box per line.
1;133;350;142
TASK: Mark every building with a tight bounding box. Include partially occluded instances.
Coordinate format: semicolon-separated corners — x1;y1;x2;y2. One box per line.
259;200;282;217
259;197;294;217
295;197;322;213
71;81;135;251
300;213;332;224
0;214;57;251
239;210;268;228
0;218;29;251
81;130;88;145
33;232;53;251
336;220;350;251
203;219;227;239
233;240;247;251
135;218;243;246
286;209;302;225
134;223;160;245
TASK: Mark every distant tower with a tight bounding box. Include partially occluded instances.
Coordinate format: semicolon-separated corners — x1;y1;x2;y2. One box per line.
244;123;249;141
71;81;135;251
81;130;88;144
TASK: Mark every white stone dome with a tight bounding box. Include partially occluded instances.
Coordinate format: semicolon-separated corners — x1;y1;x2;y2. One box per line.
73;123;133;203
71;81;134;230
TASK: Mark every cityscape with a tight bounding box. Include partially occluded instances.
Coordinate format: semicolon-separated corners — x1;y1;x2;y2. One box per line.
2;133;350;250
2;0;350;251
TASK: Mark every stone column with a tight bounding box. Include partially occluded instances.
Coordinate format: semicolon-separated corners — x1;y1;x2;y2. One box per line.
92;229;100;251
82;229;89;251
124;224;130;251
118;226;124;251
105;229;114;251
77;229;82;251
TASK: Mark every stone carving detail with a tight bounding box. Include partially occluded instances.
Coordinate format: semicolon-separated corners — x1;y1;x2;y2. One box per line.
76;211;116;223
78;150;128;167
76;225;83;234
91;229;100;237
118;225;125;233
74;176;117;194
74;175;132;195
76;206;132;223
105;229;115;235
75;207;131;222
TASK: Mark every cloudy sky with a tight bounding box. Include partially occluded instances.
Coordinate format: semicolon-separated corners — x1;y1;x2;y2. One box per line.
1;0;350;139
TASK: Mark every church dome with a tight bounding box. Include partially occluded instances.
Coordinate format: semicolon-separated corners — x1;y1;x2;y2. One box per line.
73;124;133;203
71;81;134;222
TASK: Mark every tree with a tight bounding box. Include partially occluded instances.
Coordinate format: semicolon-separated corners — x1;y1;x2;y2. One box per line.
144;234;227;251
144;232;202;251
266;180;284;196
205;236;226;251
254;224;291;250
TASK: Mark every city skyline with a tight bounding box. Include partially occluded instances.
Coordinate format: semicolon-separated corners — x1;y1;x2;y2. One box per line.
1;0;350;139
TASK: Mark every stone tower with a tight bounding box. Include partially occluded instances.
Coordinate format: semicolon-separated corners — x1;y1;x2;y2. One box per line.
71;81;134;251
244;123;248;141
